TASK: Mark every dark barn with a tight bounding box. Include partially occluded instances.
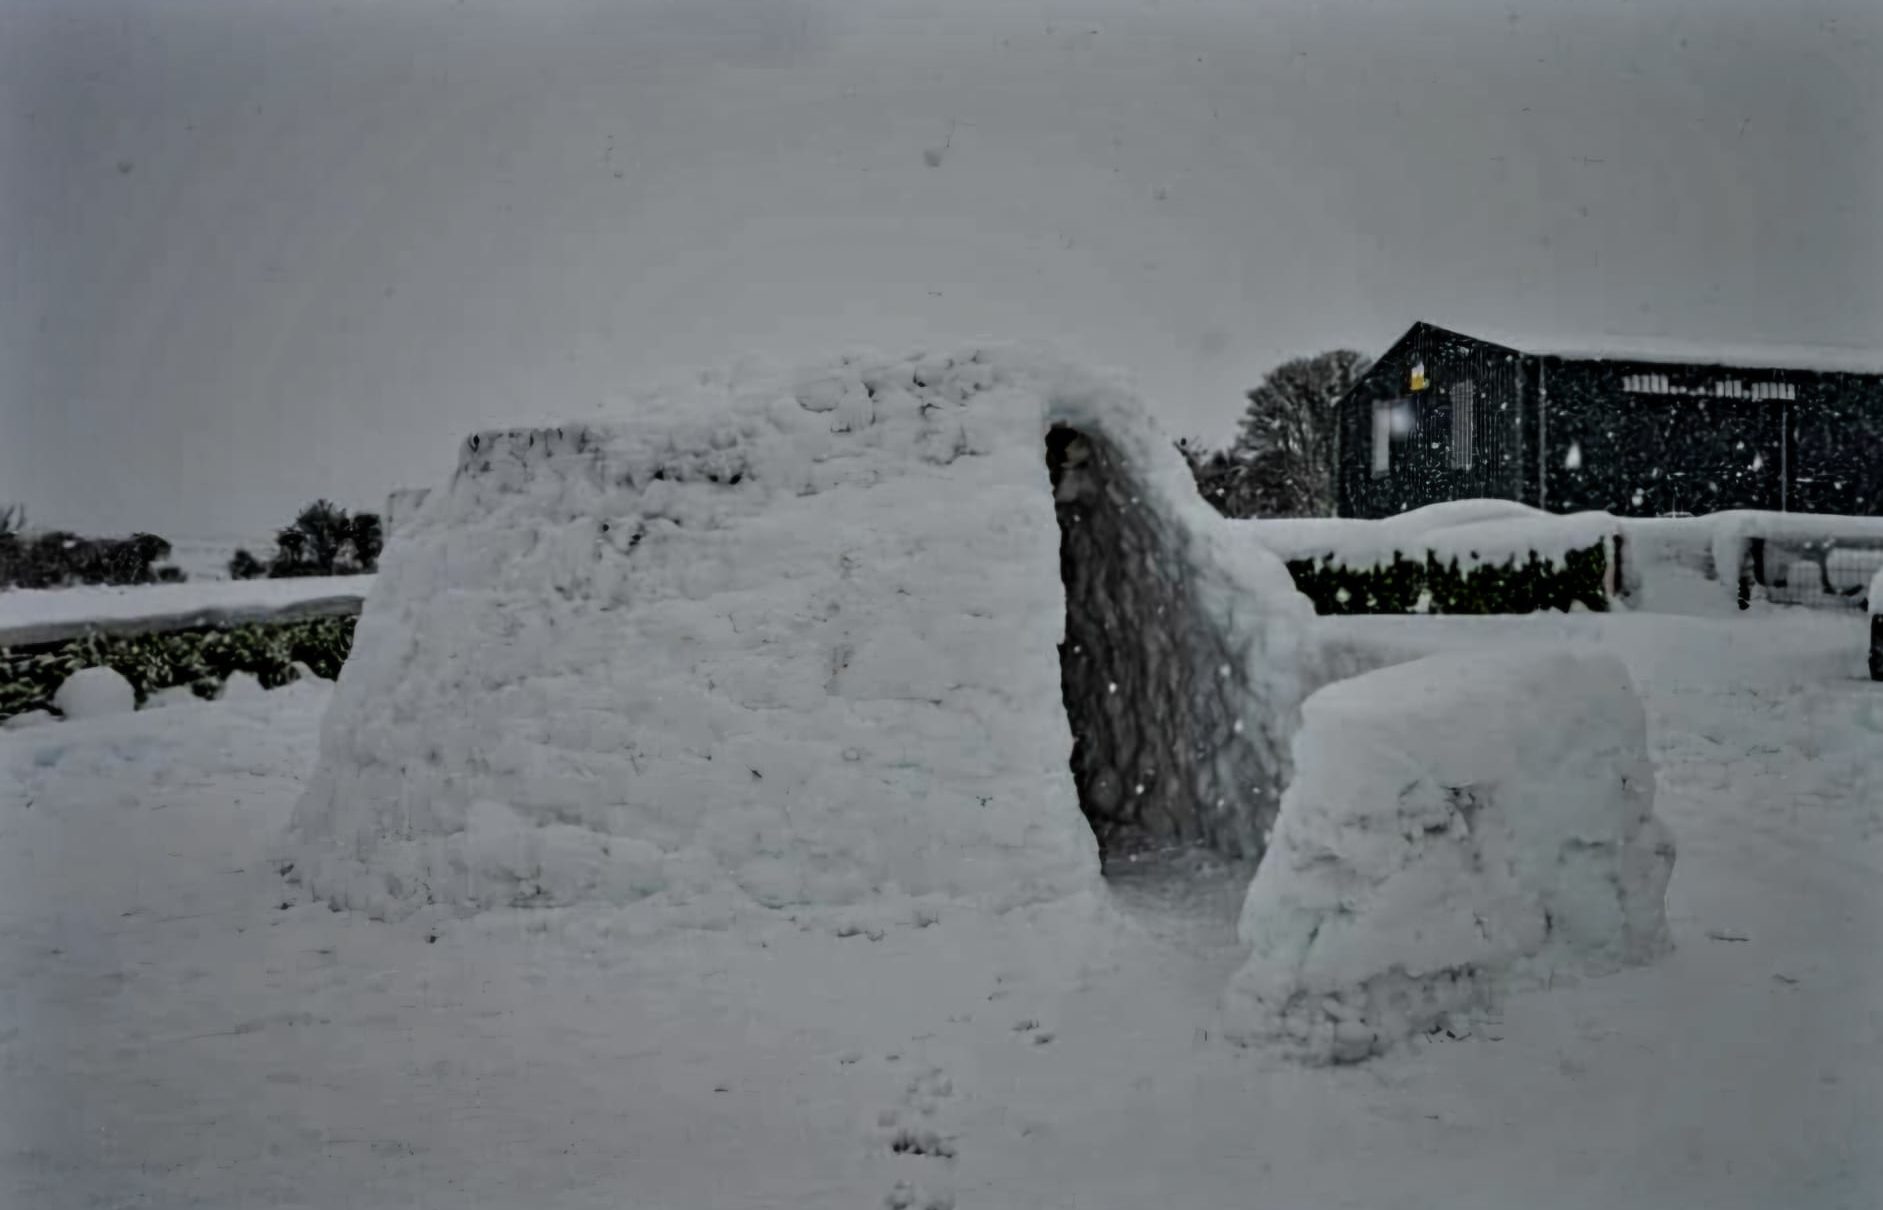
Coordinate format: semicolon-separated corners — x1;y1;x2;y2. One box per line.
1337;322;1883;519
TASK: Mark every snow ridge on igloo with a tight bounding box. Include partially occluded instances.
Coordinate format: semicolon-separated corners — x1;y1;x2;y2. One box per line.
286;348;1314;921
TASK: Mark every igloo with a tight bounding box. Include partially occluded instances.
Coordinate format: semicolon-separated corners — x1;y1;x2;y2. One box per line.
286;349;1316;920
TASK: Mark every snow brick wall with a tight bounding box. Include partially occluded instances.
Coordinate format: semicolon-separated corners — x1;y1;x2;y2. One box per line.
1223;645;1676;1064
286;348;1315;921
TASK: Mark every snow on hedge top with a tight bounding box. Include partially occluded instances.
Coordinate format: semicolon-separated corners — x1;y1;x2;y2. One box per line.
1871;566;1883;615
287;347;1314;922
1243;499;1615;571
0;575;371;644
1421;512;1620;569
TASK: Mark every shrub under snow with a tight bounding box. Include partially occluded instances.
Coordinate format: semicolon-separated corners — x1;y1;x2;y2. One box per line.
1223;644;1676;1064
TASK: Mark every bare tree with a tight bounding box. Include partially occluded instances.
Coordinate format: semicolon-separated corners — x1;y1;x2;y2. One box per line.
1175;438;1269;519
1227;349;1372;518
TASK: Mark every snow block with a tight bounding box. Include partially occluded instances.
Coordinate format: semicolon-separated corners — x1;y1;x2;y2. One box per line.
286;348;1314;921
1223;645;1675;1064
52;666;137;720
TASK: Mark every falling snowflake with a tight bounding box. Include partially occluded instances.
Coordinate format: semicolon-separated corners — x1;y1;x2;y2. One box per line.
1564;442;1583;470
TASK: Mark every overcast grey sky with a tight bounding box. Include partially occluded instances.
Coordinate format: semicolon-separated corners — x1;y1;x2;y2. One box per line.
4;0;1879;536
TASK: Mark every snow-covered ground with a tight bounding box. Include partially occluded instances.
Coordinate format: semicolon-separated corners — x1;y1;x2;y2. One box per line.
0;576;371;644
155;537;274;585
3;611;1880;1209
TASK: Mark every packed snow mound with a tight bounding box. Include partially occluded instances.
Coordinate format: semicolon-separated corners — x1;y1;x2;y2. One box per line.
218;672;267;701
53;667;137;720
1223;645;1675;1065
287;347;1315;921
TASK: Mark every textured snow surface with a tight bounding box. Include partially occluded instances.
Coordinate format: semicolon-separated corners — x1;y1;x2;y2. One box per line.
5;612;1879;1210
143;686;205;711
52;667;137;720
289;348;1313;920
217;672;268;702
384;488;433;537
1225;646;1675;1063
0;575;372;638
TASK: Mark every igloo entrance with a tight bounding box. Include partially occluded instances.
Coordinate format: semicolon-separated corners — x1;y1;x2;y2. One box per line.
1045;424;1273;867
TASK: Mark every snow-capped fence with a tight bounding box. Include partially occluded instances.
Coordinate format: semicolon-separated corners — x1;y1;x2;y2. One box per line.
1870;569;1883;682
1732;536;1883;612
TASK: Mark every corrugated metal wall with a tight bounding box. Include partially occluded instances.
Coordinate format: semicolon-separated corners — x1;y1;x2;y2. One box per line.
1340;324;1883;519
1338;324;1529;518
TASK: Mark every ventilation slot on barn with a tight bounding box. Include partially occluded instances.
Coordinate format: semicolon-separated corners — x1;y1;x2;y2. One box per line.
1044;424;1275;871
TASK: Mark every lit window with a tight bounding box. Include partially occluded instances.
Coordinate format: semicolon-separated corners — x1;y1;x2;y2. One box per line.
1451;380;1475;469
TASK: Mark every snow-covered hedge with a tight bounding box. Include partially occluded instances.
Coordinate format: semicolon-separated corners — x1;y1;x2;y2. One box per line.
1285;543;1612;616
1246;506;1619;615
0;615;354;720
0;575;371;647
1224;645;1676;1064
1254;503;1883;615
1243;500;1557;570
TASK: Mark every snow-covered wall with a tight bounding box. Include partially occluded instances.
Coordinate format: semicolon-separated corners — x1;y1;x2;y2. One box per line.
287;349;1314;921
1223;645;1675;1064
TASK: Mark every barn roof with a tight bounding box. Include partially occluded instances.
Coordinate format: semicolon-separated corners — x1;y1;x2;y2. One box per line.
1449;322;1883;376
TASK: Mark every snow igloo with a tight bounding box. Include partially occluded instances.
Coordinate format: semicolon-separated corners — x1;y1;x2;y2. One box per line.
286;349;1317;920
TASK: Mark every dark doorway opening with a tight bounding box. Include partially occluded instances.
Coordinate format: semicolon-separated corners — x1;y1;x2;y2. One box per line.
1044;424;1275;871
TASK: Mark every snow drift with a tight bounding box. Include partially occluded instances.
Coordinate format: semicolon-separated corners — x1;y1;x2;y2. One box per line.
1223;645;1675;1064
287;349;1314;920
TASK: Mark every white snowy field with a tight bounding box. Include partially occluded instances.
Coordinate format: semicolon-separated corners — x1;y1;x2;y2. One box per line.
156;538;278;585
3;611;1880;1210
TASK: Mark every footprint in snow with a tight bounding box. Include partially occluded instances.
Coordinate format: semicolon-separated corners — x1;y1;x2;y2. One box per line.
876;1065;960;1208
